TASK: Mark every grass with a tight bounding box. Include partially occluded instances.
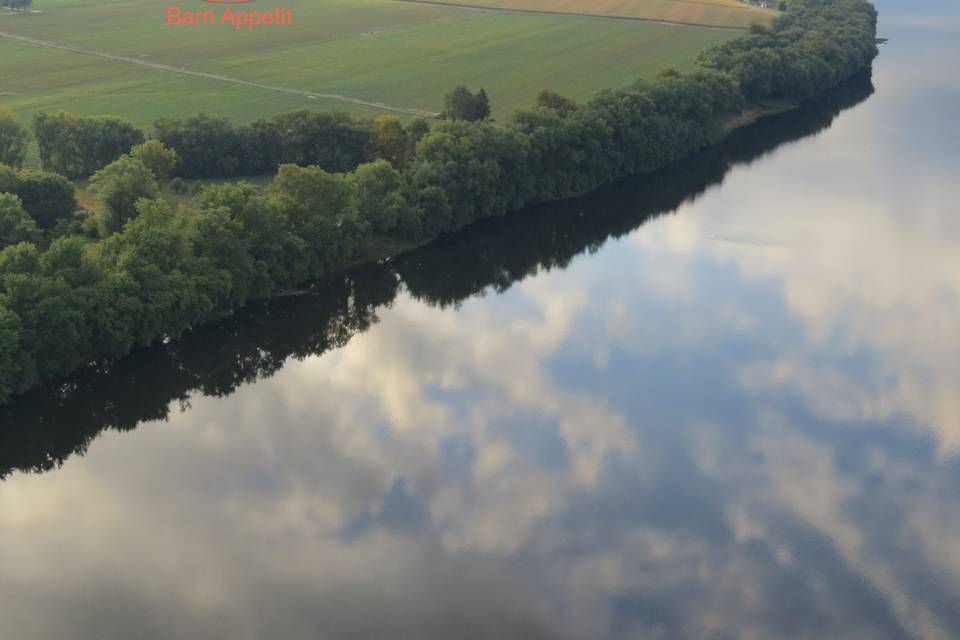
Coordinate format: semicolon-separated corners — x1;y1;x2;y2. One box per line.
393;0;777;29
0;0;738;128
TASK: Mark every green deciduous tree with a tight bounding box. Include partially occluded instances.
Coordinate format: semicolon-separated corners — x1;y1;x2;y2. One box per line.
154;113;245;179
87;155;160;236
0;164;18;193
0;193;41;248
33;111;82;178
0;241;41;278
535;90;580;116
154;110;373;179
131;139;178;182
372;115;410;169
33;112;145;179
12;168;77;231
0;110;29;168
0;298;34;404
442;86;491;122
271;164;364;272
354;159;411;234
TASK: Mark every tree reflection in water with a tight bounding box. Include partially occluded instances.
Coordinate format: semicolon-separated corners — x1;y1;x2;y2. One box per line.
0;73;875;480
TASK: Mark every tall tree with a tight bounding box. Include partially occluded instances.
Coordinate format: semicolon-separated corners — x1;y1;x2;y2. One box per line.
131;140;178;182
372;115;409;169
33;111;83;178
0;193;40;248
354;159;410;233
12;169;77;231
87;156;160;236
0;164;16;193
0;110;29;167
535;90;580;116
442;86;491;122
33;111;144;178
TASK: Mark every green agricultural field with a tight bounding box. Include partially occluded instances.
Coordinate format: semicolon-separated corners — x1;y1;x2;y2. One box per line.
398;0;776;29
0;0;739;129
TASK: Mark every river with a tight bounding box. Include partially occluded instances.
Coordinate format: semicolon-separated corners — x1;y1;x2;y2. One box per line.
2;1;959;637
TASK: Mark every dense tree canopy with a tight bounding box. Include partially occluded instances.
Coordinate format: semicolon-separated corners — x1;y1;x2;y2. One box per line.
698;0;878;102
87;155;161;237
153;110;373;179
0;110;29;168
131;140;178;183
0;194;40;249
33;112;145;179
372;116;411;170
3;167;77;232
442;86;492;122
535;90;580;116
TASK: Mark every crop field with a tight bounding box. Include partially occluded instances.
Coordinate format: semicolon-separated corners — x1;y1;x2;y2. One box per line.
399;0;776;29
0;0;739;128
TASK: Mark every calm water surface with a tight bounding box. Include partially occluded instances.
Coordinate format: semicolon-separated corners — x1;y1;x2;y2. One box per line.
2;2;959;638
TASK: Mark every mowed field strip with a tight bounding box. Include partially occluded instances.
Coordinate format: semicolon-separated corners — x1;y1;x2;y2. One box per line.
0;29;440;116
0;0;739;127
391;0;775;29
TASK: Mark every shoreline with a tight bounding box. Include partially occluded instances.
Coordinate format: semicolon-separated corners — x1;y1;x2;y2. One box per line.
299;99;802;288
0;68;879;471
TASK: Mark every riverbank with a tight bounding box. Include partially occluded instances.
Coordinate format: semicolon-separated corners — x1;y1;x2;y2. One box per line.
329;100;800;279
0;68;879;470
0;0;879;404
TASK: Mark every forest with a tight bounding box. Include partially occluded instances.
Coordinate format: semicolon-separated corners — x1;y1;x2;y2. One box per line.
0;0;878;404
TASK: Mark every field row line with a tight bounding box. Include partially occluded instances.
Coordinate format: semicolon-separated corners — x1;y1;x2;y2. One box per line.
0;29;441;117
387;0;750;31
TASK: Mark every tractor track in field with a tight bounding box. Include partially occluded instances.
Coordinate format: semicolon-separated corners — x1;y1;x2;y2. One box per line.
0;29;441;117
387;0;751;31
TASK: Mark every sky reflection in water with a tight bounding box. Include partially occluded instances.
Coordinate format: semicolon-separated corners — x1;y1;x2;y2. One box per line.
2;2;960;638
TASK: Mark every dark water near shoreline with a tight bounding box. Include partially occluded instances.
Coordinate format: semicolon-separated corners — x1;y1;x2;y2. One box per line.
2;2;959;637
